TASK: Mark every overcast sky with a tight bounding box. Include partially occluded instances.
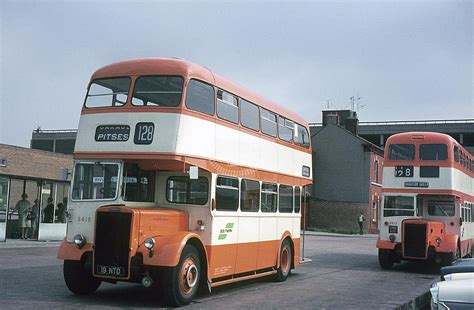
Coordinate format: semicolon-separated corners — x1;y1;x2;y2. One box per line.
1;0;472;147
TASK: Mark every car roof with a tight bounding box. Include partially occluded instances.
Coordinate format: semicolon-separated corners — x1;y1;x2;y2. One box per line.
437;279;474;303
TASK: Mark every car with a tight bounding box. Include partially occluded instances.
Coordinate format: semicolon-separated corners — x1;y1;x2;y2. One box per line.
440;258;474;280
430;278;474;309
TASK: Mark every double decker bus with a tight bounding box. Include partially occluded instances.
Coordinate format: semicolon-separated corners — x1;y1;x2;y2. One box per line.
57;58;312;306
377;132;474;269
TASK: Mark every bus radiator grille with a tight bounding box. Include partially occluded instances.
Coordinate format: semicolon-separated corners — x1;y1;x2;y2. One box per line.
403;223;427;259
94;211;132;278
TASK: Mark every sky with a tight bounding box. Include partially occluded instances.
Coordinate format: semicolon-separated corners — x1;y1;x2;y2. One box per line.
0;0;472;147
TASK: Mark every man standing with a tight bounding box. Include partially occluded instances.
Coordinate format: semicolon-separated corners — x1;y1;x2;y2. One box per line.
358;212;365;235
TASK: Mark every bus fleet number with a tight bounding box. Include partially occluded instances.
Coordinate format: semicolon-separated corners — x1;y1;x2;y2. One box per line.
134;122;155;145
394;165;413;178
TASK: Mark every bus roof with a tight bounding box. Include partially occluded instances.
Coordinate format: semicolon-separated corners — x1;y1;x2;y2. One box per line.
386;131;459;147
91;58;309;127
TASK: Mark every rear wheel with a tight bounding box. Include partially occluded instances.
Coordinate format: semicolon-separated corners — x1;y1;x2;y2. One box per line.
378;249;394;270
162;245;200;307
275;239;292;282
63;260;101;295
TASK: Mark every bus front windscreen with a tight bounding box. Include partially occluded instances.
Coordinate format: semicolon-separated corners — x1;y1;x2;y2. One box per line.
383;196;415;217
72;162;120;200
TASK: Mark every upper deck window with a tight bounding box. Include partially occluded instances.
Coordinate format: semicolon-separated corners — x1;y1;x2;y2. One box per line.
240;99;260;131
85;77;131;108
278;117;294;142
388;144;415;160
294;123;310;148
131;76;183;107
419;144;447;160
217;89;238;124
185;79;215;116
261;108;277;137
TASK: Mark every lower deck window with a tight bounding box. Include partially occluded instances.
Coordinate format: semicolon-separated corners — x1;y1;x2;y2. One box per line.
428;202;455;216
240;179;259;212
261;183;277;212
216;176;239;211
279;185;293;213
383;196;415;217
166;176;208;205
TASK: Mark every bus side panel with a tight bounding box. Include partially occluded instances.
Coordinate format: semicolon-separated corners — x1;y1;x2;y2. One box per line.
256;217;278;269
208;215;238;278
234;216;259;274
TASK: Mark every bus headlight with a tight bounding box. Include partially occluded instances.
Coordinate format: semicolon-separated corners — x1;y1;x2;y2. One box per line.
389;234;396;243
73;234;86;249
144;237;155;250
435;237;442;246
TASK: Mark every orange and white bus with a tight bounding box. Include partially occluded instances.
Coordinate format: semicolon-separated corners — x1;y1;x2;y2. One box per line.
377;132;474;269
57;58;312;306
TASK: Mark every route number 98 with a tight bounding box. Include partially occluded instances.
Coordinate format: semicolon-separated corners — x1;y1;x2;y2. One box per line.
134;122;155;145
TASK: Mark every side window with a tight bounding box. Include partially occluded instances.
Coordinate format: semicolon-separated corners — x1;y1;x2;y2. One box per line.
454;146;459;162
217;89;238;124
294;123;310;148
240;99;260;131
240;179;260;212
278;116;294;142
216;176;239;211
123;163;156;202
294;187;301;213
261;183;277;212
166;176;209;205
261;108;277;137
185;79;215;115
374;159;379;183
279;185;293;213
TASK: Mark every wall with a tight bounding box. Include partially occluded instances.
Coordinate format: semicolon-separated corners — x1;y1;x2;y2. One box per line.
308;199;371;234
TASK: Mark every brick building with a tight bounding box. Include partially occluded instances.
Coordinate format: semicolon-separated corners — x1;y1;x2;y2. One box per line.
310;111;383;234
0;144;73;241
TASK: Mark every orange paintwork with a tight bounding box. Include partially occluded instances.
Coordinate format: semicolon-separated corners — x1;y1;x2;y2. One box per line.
256;240;278;269
235;242;259;274
376;238;397;250
57;238;93;260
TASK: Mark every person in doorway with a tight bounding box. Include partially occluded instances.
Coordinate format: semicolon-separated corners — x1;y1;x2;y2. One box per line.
14;193;31;239
358;212;366;235
30;199;40;239
43;197;54;223
56;201;66;223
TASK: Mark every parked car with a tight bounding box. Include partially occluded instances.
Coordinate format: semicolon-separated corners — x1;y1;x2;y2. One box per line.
430;278;474;309
440;258;474;280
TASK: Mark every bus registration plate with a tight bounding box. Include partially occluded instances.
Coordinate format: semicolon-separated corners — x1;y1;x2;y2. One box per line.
96;265;126;277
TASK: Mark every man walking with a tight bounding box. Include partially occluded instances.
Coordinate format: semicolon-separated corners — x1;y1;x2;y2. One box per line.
358;212;365;235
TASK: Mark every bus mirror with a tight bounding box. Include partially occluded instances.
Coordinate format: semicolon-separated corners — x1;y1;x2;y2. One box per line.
211;198;216;211
189;166;198;179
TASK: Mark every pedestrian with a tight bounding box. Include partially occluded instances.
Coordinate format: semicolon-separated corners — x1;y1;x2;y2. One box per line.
358;212;366;235
14;193;31;239
31;199;40;238
43;197;54;223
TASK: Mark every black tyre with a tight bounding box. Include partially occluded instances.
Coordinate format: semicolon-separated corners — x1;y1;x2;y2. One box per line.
378;249;394;270
63;260;101;295
162;245;200;307
275;239;292;282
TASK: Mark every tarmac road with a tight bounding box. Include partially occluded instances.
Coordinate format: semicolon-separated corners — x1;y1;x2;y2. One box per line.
0;233;437;309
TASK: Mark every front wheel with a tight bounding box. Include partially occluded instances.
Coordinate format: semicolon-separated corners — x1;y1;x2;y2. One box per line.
162;245;201;307
378;249;394;270
275;239;292;282
63;260;101;295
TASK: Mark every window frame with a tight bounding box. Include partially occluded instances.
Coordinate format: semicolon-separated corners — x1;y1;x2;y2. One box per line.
215;176;240;211
294;123;311;148
166;176;209;205
84;76;132;109
131;75;184;107
294;186;301;213
261;182;278;213
185;78;215;116
278;116;294;142
240;179;260;213
240;99;260;132
260;108;278;137
216;88;239;124
388;144;415;161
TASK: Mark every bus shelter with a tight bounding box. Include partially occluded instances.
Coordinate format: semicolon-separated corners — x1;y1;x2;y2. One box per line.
0;144;73;241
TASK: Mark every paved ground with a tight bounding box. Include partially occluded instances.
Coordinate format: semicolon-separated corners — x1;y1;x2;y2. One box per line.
0;233;437;309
